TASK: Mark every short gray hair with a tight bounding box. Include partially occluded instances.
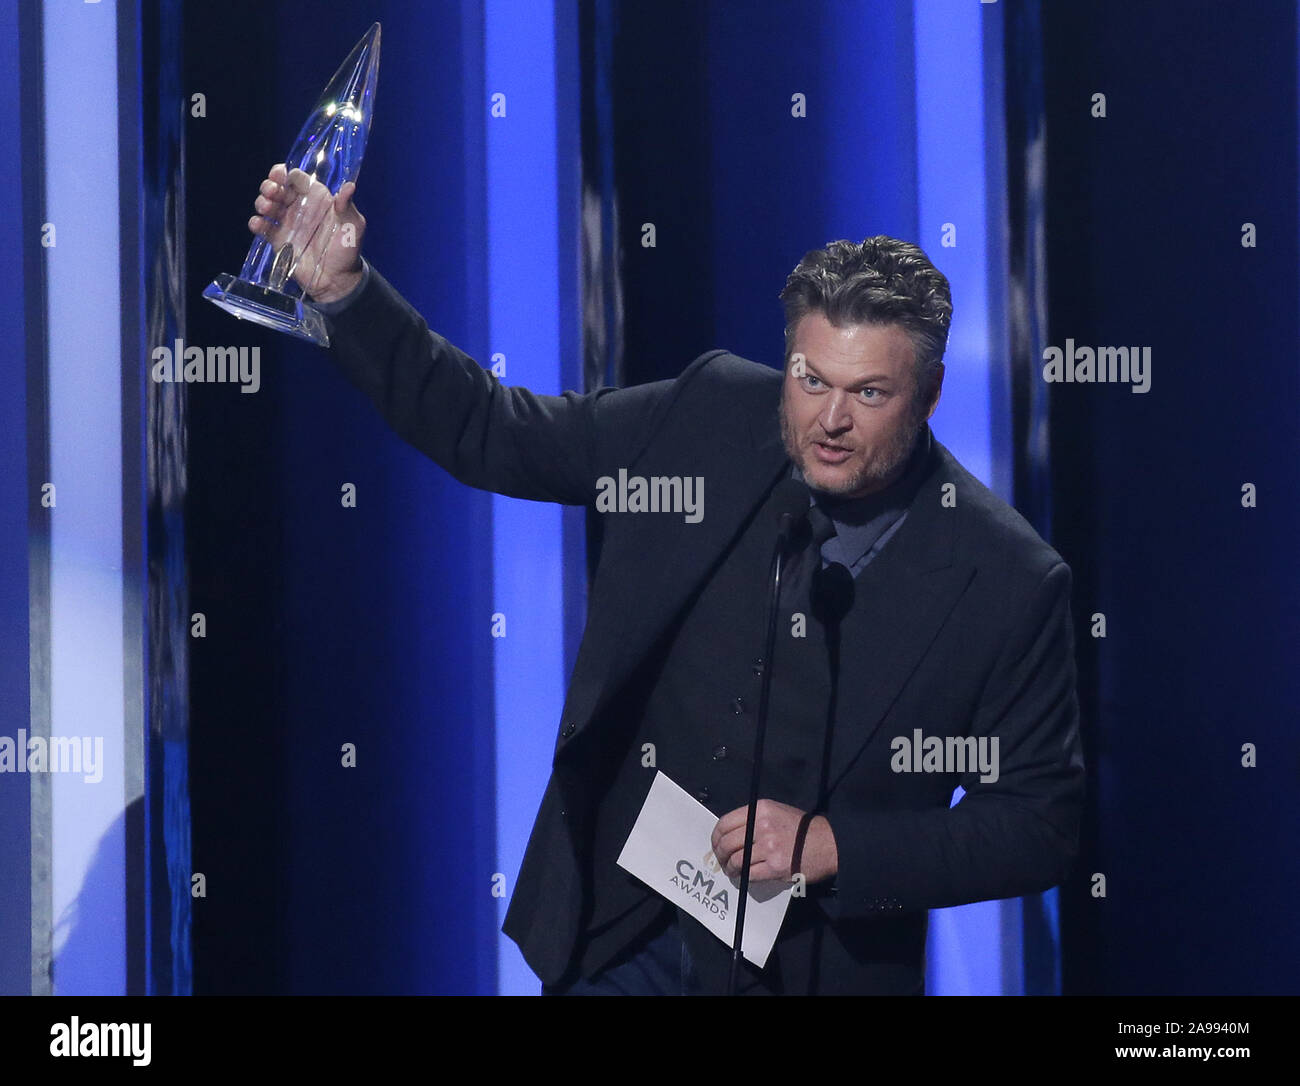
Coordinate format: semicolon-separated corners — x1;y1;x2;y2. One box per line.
779;236;953;402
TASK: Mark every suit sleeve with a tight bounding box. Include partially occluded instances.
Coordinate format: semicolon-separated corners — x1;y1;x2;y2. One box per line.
827;560;1086;916
323;265;682;503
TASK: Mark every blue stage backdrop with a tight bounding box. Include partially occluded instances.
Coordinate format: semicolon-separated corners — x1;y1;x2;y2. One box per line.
6;0;1295;998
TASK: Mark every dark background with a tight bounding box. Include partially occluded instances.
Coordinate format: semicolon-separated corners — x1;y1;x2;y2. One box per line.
1041;1;1300;996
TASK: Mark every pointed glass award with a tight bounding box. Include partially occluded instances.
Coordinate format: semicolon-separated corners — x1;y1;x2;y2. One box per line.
203;23;381;346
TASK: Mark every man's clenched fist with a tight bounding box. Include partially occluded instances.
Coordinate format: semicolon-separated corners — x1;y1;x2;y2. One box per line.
711;799;838;885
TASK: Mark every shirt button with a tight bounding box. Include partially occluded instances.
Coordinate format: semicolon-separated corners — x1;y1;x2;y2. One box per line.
730;697;746;715
712;745;728;760
751;658;764;677
695;786;710;802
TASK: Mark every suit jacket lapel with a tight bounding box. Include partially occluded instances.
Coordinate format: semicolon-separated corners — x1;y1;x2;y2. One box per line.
823;437;975;792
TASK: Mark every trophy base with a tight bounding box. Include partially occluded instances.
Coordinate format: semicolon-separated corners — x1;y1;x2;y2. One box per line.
203;274;330;347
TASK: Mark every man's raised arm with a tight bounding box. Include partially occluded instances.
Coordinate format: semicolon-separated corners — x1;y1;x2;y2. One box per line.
247;164;671;504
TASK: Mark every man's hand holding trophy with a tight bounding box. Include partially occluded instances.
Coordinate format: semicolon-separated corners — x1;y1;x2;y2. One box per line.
204;23;380;346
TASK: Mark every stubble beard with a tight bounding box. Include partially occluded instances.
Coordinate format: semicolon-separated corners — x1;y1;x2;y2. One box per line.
779;392;926;499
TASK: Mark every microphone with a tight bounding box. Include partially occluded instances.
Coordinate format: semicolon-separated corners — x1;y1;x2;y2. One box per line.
728;474;811;995
769;478;811;546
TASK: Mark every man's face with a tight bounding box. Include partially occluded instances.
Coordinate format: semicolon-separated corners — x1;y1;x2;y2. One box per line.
779;312;941;499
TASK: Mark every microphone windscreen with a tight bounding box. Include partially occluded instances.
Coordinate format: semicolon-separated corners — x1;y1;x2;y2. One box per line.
812;561;855;626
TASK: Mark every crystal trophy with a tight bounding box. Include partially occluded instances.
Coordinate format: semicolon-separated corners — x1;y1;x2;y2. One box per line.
203;23;381;346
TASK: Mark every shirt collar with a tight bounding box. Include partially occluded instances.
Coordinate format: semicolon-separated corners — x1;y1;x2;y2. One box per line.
789;427;933;570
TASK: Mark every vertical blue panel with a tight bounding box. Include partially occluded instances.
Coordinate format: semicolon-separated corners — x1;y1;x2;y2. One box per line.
915;0;996;487
0;0;31;998
139;0;192;997
706;1;919;365
43;0;127;994
484;0;568;995
981;2;1013;503
914;0;1015;996
817;2;920;244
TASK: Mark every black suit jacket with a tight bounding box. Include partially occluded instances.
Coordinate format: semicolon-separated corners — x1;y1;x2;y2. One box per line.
326;267;1086;994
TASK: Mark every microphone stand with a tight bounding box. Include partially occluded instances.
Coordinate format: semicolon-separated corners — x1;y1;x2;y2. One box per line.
728;515;798;996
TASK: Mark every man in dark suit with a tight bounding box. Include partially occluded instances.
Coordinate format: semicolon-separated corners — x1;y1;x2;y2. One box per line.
250;166;1085;996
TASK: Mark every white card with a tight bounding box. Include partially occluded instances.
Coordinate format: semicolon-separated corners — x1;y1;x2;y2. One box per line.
616;770;793;968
